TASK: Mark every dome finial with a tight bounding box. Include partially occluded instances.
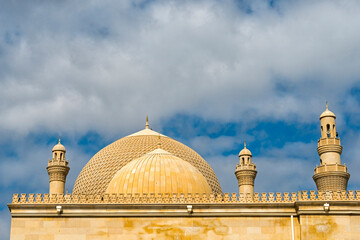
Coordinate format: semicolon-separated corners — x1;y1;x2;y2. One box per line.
320;101;336;119
52;136;66;152
145;115;149;129
239;141;252;156
158;133;161;148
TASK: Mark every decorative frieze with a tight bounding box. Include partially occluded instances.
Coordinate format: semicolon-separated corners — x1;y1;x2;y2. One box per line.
12;191;360;205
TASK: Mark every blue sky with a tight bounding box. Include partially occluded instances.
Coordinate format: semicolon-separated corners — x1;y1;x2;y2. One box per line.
1;0;360;238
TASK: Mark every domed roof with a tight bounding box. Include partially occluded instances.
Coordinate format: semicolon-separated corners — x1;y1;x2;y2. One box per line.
72;121;222;195
52;138;66;152
320;103;336;119
106;148;212;195
239;142;251;156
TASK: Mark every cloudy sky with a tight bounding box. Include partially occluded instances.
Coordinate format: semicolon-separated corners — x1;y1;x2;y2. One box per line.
1;0;360;238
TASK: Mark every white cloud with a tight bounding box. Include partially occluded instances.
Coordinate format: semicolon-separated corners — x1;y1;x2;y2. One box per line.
0;0;359;135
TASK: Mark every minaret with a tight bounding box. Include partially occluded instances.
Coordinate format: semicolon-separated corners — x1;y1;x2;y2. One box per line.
313;103;350;192
235;142;257;197
47;138;70;195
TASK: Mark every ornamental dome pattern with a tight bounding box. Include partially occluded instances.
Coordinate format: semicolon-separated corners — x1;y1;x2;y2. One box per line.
72;128;222;195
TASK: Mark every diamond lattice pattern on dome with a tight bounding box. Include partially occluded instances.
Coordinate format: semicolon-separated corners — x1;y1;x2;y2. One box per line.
73;129;222;195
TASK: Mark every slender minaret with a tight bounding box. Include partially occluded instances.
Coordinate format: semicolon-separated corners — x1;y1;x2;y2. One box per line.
47;138;70;195
235;142;257;197
313;103;350;192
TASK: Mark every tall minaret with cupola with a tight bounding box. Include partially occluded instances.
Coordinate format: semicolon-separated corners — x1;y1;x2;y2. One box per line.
235;142;257;197
47;138;70;195
313;103;350;192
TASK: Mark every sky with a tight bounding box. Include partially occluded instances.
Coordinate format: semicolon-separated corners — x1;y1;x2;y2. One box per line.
1;0;360;238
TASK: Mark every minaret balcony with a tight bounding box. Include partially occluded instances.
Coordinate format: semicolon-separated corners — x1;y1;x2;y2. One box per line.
236;164;256;171
48;159;69;167
318;137;341;147
314;163;347;174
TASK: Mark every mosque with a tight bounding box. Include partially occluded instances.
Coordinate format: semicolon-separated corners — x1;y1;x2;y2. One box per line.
8;105;360;239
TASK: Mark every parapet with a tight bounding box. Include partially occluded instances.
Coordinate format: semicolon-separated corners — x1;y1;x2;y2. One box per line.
314;163;347;174
11;190;360;205
318;137;341;147
235;163;257;171
48;159;69;167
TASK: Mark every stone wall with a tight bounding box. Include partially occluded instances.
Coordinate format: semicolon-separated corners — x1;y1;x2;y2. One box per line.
300;215;360;240
10;214;360;240
11;216;301;240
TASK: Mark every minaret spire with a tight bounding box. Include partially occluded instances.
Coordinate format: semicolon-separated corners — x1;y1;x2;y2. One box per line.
158;133;161;148
145;115;149;129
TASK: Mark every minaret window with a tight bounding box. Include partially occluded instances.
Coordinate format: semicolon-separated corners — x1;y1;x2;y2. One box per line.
326;124;330;137
54;153;57;160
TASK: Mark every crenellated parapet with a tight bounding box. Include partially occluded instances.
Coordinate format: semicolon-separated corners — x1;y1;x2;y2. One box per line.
11;191;360;205
314;163;347;173
235;163;257;171
317;137;342;154
48;159;69;167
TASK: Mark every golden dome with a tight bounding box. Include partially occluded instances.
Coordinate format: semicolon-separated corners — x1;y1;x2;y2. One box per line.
106;148;212;195
320;103;336;119
73;122;222;195
239;142;252;156
52;138;66;152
